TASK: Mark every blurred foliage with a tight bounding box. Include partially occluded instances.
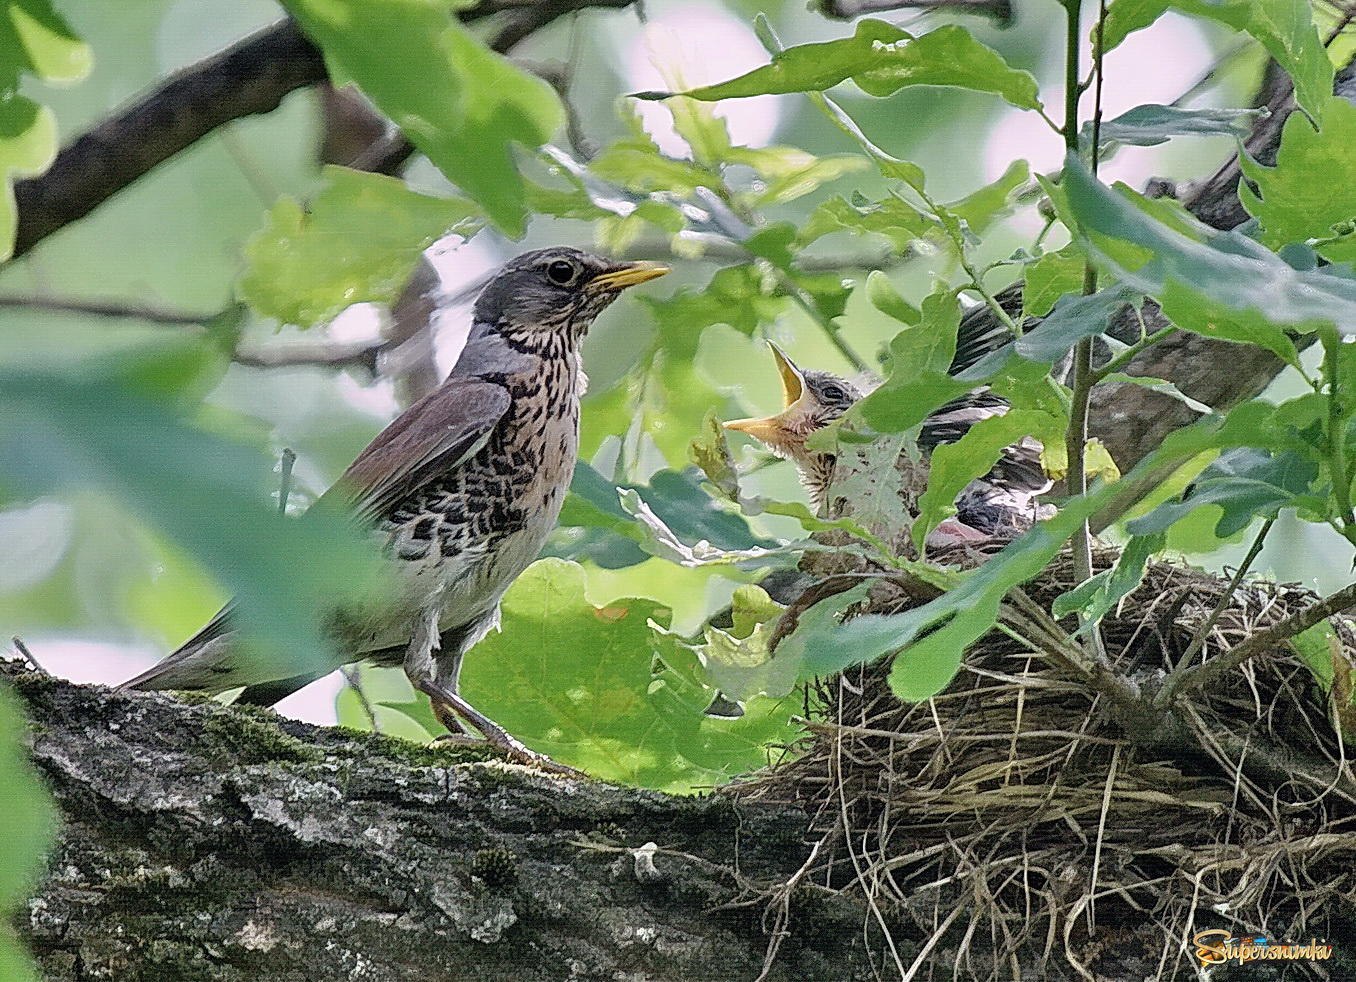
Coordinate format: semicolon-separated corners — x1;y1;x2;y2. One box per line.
6;6;1356;967
241;166;482;325
0;0;90;258
0;684;55;982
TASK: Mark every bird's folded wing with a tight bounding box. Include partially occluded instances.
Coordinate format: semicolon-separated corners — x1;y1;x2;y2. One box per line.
951;292;1023;375
918;392;1010;449
330;377;512;523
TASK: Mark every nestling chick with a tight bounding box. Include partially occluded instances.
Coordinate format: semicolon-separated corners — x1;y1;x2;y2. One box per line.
725;343;1052;546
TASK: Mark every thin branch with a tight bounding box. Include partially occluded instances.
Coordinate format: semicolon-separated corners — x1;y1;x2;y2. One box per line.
0;294;219;326
771;267;870;373
1171;517;1274;675
1168;580;1356;700
1089;325;1175;382
9;0;639;262
341;667;381;733
11;637;47;675
817;0;1012;22
233;339;388;371
0;291;391;371
277;448;297;516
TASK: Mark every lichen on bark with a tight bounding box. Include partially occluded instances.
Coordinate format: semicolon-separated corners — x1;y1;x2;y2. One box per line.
6;662;879;981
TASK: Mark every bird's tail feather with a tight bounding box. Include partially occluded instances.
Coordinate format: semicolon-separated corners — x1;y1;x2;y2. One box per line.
120;603;241;694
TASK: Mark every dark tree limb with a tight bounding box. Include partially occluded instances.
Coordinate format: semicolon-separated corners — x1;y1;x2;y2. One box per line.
9;0;639;262
7;661;880;982
11;20;323;261
817;0;1013;23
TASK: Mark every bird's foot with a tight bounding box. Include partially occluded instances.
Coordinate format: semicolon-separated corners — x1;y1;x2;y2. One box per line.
427;732;483;750
415;677;582;777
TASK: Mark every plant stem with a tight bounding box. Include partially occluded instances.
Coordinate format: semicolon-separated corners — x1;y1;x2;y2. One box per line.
1061;0;1092;586
1062;0;1113;663
912;184;1024;339
1090;326;1174;381
772;267;870;373
277;447;297;516
1168;517;1274;680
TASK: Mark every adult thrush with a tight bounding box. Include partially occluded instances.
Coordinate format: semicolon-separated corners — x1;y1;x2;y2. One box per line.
123;247;668;767
724;343;1051;543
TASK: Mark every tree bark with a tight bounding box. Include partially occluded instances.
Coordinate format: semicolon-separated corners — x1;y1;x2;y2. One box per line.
7;661;879;982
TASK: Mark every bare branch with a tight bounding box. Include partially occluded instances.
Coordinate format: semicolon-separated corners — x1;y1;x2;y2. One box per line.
817;0;1012;22
232;339;388;372
12;20;323;262
0;294;218;326
11;637;47;675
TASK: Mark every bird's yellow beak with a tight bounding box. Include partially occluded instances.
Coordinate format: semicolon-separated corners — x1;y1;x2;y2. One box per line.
587;261;670;292
724;342;807;443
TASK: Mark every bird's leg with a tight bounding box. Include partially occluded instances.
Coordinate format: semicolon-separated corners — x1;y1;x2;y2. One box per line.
403;604;467;739
413;676;581;777
404;609;577;775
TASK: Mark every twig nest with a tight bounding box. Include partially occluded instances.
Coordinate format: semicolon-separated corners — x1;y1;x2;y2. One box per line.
735;548;1356;980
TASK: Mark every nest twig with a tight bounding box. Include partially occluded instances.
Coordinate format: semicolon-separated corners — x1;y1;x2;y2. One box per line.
734;549;1356;980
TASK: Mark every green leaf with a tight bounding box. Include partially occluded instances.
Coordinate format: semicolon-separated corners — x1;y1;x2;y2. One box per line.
240;166;482;326
948;159;1031;233
687;412;742;502
730;584;784;638
0;685;54;982
1015;283;1139;362
1101;372;1213;415
1089;104;1263;147
1289;620;1336;688
1128;447;1318;537
461;559;800;791
640;21;1041;111
641;262;783;339
0;0;90;261
1063;155;1356;362
1051;532;1164;628
561;461;775;565
825;432;916;542
1240;96;1356;265
1022;244;1086;318
0;355;387;683
913;409;1053;551
801;192;933;250
815;93;927;188
865;270;920;325
618;488;794;568
727;146;868;206
281;0;563;235
1102;0;1331;123
336;666;437;743
589;141;716;195
688;585;796;702
856;291;972;433
0;0;90;89
0;95;52;255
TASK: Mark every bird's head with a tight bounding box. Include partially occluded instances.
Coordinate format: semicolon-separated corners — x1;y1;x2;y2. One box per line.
473;247;668;346
723;342;861;471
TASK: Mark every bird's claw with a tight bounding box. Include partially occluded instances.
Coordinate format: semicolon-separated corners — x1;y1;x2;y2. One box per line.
429;729;582;777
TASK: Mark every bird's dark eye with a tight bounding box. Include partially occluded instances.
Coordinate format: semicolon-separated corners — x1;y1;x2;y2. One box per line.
546;259;578;285
821;383;847;402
